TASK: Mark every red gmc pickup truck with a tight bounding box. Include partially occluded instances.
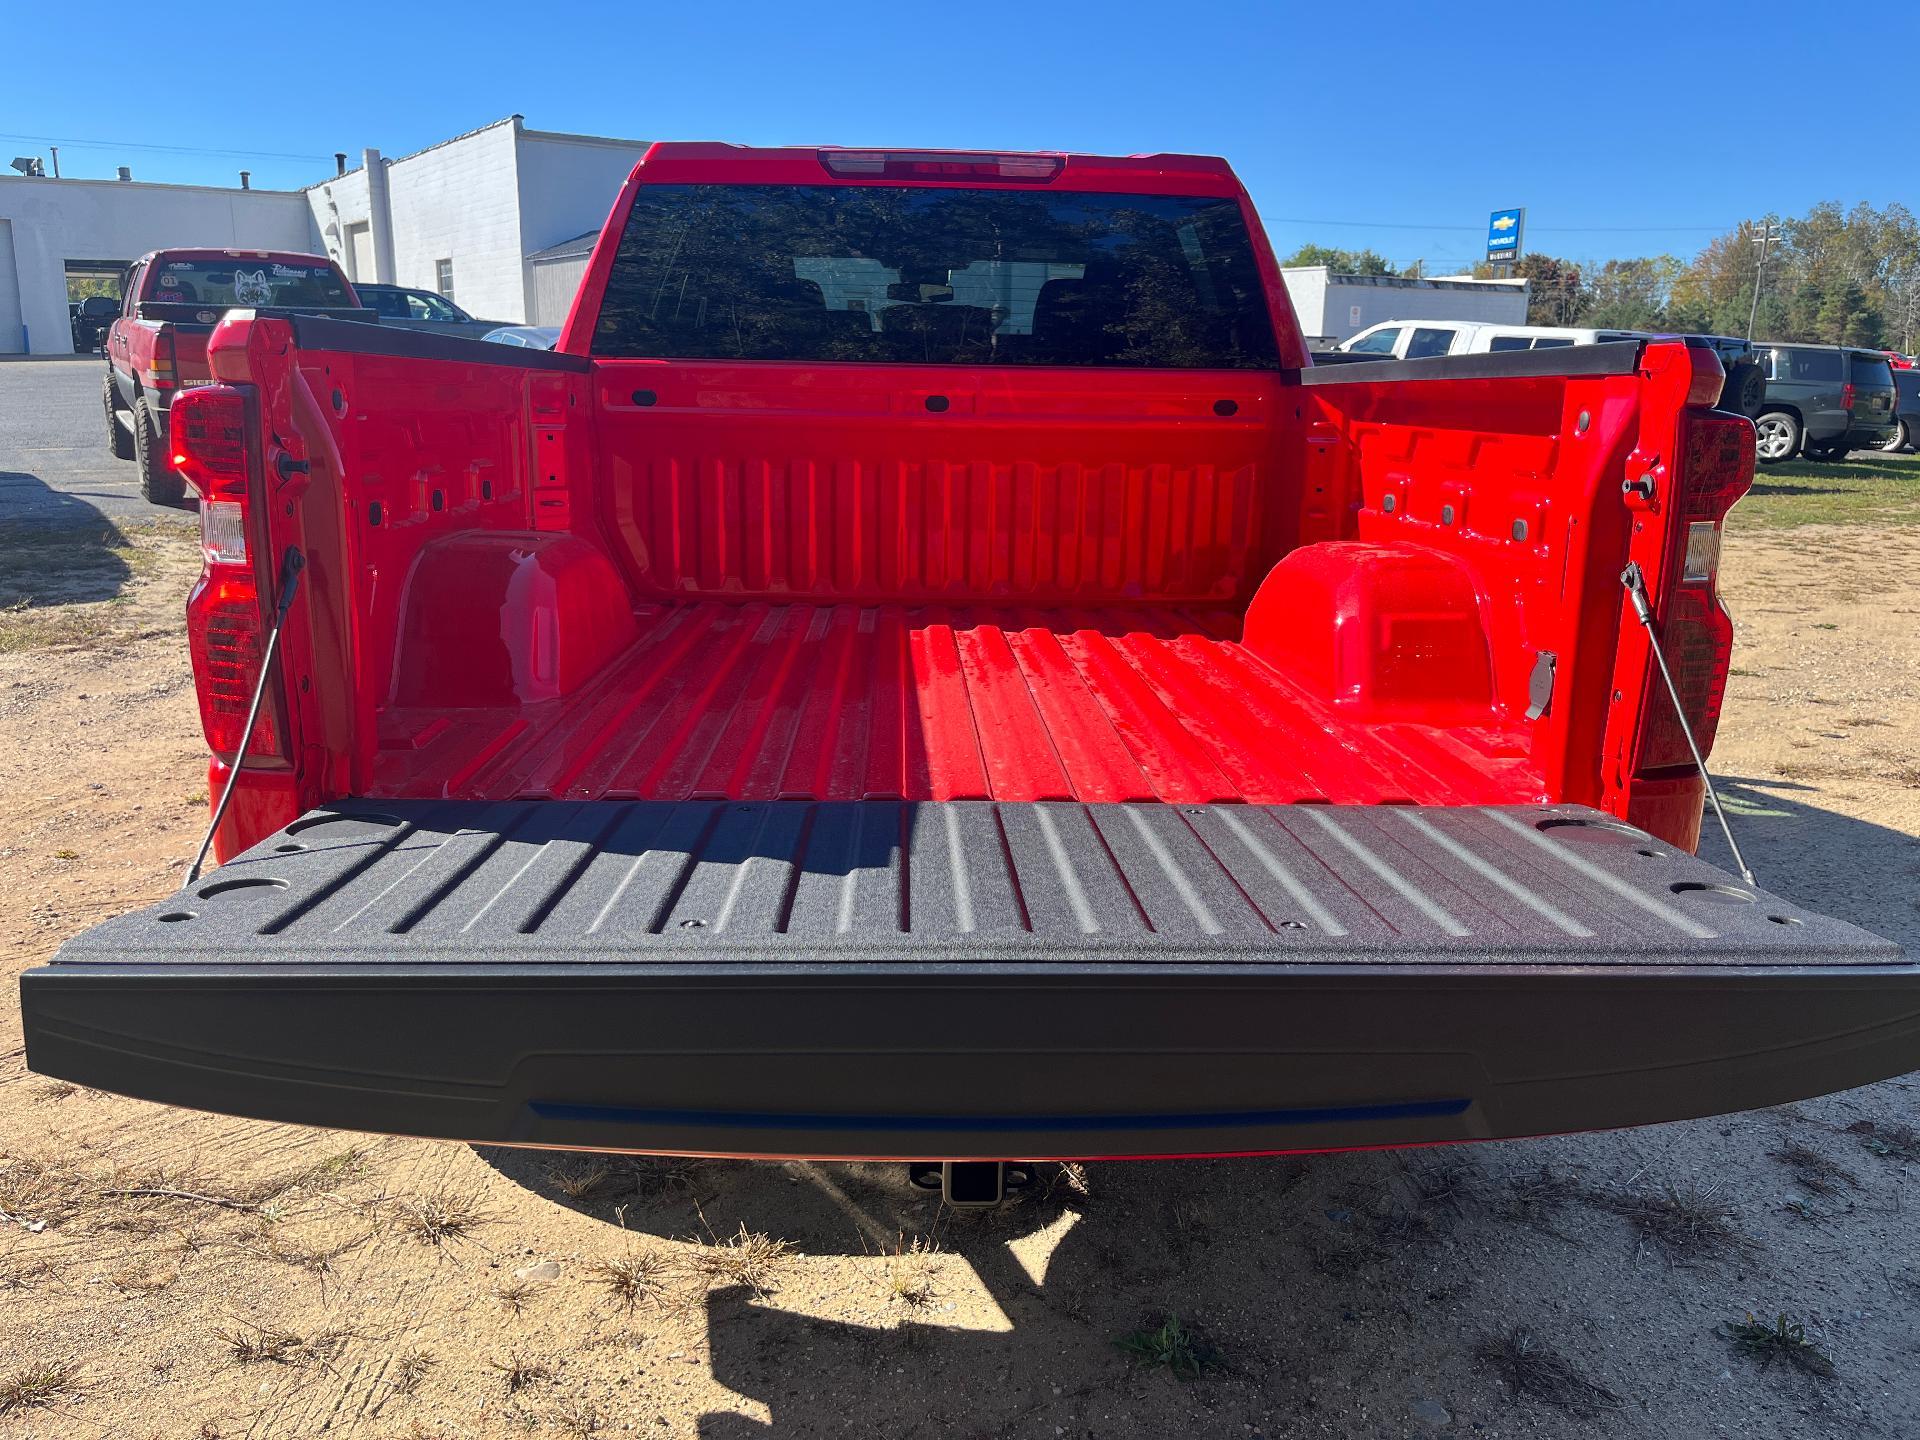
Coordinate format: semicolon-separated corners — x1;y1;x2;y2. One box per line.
105;249;359;504
27;146;1918;1194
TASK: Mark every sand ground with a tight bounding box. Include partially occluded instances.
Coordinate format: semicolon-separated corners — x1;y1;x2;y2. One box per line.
2;512;1918;1440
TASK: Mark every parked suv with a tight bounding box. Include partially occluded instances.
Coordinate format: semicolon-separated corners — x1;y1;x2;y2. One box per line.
70;295;117;352
1886;366;1918;453
1750;344;1900;463
354;283;508;339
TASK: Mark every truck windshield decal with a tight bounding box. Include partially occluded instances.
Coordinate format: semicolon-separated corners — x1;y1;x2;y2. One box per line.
594;185;1280;369
143;261;351;310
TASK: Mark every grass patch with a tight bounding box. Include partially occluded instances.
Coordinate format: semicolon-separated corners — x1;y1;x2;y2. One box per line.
0;517;197;652
1739;451;1920;529
0;1359;79;1415
1114;1315;1219;1381
386;1188;494;1249
1724;1312;1835;1377
488;1352;552;1394
589;1249;672;1311
1499;1166;1584;1235
1476;1328;1620;1414
214;1319;306;1365
550;1396;605;1436
390;1348;436;1395
1848;1119;1920;1162
546;1158;616;1201
689;1223;792;1295
879;1235;940;1307
1404;1156;1482;1216
1592;1177;1755;1263
491;1277;545;1315
1771;1140;1859;1196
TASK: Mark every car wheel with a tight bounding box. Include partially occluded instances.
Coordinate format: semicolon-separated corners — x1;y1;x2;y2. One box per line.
1884;420;1911;454
1753;411;1800;464
104;374;135;460
134;400;186;507
1722;360;1766;418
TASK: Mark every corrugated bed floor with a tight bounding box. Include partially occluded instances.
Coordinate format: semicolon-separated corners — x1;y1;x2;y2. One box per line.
373;603;1542;806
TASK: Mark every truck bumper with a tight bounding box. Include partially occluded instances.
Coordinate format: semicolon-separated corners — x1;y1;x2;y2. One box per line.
21;800;1919;1161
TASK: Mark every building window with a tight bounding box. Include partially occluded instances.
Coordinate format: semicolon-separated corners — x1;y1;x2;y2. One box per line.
435;259;455;301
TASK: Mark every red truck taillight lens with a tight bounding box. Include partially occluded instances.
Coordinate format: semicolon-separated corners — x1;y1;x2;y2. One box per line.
175;385;279;761
171;385;248;503
148;329;179;390
188;572;279;760
1841;383;1855;411
1634;413;1752;772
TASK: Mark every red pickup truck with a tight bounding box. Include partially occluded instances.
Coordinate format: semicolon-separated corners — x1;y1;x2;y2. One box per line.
105;249;359;504
27;146;1917;1191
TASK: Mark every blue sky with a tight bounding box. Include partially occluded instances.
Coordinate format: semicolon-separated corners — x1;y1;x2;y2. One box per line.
9;1;1914;271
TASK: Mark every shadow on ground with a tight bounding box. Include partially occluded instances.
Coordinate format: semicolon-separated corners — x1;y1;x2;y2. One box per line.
0;478;133;607
472;780;1919;1434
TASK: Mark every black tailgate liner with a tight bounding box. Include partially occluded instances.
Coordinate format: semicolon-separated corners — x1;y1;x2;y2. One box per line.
22;800;1919;1160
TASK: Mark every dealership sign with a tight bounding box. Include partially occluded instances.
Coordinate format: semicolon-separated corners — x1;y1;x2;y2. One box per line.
1487;208;1525;261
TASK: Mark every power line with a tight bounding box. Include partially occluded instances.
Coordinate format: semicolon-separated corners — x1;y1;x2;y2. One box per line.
0;132;331;164
1260;214;1736;235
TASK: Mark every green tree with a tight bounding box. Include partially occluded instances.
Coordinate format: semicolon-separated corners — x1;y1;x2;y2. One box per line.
1584;256;1682;331
1509;254;1587;326
1278;244;1395;276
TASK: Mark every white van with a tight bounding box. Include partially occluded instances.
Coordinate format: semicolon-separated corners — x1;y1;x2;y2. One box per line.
1337;320;1644;360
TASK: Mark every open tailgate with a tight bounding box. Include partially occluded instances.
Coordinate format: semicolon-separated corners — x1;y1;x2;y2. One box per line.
21;800;1918;1161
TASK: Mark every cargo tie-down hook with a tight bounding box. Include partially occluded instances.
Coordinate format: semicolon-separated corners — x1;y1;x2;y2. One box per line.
1621;562;1755;887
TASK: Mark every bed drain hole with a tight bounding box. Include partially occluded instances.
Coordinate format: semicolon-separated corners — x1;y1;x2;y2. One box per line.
1669;881;1753;903
197;876;290;899
156;911;196;923
275;843;306;853
1767;914;1802;926
679;918;707;929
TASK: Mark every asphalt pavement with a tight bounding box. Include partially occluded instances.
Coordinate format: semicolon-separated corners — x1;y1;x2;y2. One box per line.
0;357;192;529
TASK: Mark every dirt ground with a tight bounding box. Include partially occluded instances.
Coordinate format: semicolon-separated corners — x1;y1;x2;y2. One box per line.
3;511;1919;1440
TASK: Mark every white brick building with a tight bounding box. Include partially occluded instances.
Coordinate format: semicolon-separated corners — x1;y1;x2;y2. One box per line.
309;117;645;328
0;116;646;353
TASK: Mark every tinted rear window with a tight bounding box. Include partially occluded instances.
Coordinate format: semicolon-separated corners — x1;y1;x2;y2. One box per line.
593;184;1281;369
146;259;351;308
1779;348;1843;383
1849;354;1894;388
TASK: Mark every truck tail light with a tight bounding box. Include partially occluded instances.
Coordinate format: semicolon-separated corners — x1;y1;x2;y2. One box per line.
1634;412;1752;773
1841;383;1855;411
172;381;248;505
818;150;1063;182
147;330;178;390
177;386;280;762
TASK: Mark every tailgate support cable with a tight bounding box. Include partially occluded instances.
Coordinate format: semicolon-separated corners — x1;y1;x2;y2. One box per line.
185;546;306;888
1621;562;1756;887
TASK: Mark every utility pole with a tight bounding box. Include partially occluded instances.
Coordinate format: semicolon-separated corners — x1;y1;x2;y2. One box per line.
1745;220;1782;341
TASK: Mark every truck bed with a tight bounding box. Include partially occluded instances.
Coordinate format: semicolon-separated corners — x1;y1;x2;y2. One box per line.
374;602;1541;806
23;798;1917;1161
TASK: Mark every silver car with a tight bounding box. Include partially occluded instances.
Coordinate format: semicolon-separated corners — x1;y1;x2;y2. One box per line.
355;284;509;340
